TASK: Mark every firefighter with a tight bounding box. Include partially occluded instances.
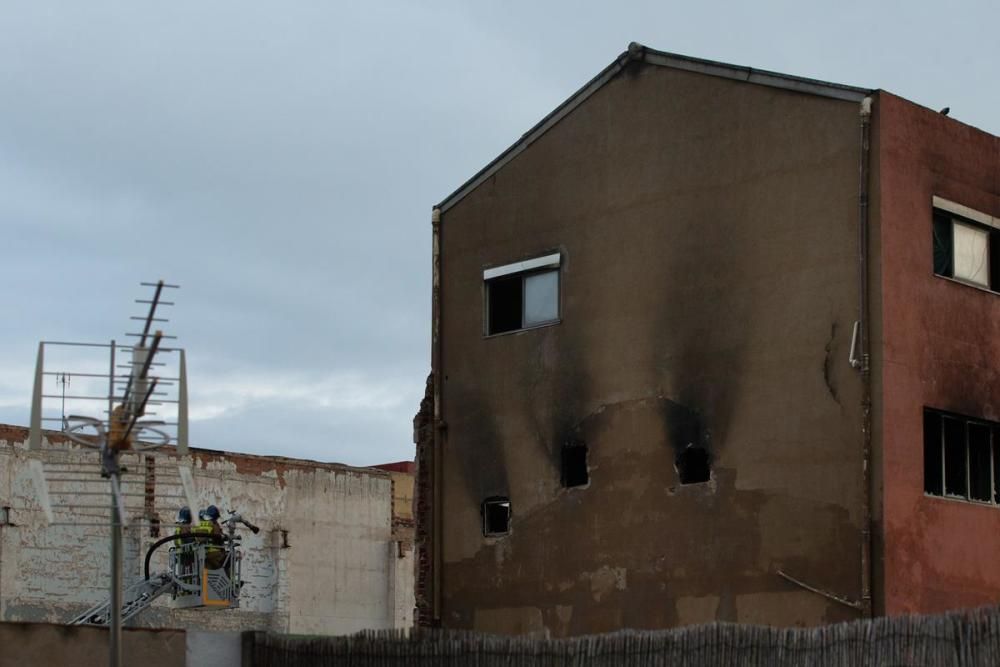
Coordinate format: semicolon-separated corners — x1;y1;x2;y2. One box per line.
174;507;194;574
174;507;193;545
193;505;226;569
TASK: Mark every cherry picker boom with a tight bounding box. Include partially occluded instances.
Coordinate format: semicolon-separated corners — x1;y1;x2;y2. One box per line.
71;511;260;626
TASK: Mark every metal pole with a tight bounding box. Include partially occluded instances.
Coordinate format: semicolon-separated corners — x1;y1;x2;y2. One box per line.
110;468;123;667
107;339;123;667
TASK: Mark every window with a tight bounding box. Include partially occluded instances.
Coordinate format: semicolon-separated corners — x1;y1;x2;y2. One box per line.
924;408;1000;504
932;197;1000;290
484;253;560;335
561;441;589;488
482;496;511;536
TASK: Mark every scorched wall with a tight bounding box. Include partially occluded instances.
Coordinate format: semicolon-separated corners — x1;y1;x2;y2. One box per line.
436;61;869;634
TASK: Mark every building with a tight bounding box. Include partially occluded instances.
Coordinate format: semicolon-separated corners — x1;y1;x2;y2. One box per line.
0;424;415;634
415;43;1000;635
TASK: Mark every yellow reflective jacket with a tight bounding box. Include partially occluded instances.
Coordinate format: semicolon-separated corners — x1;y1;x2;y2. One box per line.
174;525;191;548
192;519;223;554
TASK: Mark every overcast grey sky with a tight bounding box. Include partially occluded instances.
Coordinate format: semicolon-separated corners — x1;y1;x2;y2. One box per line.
2;1;997;465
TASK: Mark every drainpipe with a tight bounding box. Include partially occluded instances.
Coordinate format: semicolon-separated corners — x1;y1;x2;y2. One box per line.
856;96;874;618
431;206;443;624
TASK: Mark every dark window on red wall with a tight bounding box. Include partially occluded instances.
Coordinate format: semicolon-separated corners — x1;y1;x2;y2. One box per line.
932;211;955;278
923;410;943;495
924;407;1000;505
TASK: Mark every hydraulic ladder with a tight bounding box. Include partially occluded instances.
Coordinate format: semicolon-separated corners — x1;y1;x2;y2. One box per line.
70;572;174;626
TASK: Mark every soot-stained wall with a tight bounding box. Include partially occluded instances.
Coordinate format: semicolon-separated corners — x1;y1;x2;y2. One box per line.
875;92;1000;615
436;63;868;635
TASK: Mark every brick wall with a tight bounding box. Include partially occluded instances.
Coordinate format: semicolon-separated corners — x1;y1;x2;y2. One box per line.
0;424;414;634
412;373;435;627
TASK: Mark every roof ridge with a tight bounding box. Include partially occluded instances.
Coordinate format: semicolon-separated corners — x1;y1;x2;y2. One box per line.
435;43;873;214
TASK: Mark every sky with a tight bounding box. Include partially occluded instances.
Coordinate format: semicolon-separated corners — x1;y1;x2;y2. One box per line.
2;1;998;466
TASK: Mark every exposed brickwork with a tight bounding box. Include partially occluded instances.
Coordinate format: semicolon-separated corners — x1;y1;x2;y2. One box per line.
412;373;435;627
0;423;415;633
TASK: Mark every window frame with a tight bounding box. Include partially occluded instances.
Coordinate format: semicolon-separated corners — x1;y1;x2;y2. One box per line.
924;407;1000;507
932;196;1000;293
483;253;561;337
481;496;512;537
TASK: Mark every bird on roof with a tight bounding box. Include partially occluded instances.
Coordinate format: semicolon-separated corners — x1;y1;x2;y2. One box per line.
939;107;950;115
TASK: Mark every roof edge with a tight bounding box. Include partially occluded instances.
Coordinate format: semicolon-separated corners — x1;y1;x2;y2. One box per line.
435;45;634;214
435;42;873;214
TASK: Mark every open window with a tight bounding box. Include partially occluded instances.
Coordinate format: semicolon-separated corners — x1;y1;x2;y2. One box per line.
924;407;1000;504
932;197;1000;290
482;496;511;536
484;253;560;335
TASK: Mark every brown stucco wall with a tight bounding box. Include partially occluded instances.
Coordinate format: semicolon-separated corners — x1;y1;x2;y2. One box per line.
0;621;186;667
437;62;868;635
875;92;1000;615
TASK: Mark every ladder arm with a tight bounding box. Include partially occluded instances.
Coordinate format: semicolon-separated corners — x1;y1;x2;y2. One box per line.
70;572;174;626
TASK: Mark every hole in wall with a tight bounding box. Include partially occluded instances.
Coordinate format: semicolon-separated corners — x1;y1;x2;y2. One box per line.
561;441;589;488
481;496;511;536
676;444;711;484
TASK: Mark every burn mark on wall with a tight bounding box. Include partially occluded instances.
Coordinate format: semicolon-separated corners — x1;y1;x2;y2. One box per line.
454;389;511;502
823;322;841;407
522;323;592;484
662;400;701;453
662;400;711;485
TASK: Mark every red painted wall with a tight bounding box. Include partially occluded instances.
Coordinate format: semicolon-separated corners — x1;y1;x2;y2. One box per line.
877;92;1000;614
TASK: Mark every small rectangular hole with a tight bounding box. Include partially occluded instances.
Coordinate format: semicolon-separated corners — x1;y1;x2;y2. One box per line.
561;442;589;488
482;497;511;536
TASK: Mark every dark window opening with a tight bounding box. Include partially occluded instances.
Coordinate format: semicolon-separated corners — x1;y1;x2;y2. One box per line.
994;431;1000;504
933;211;954;278
485;258;560;335
561;441;589;488
487;275;523;335
676;445;711;485
943;416;966;496
925;408;1000;506
969;423;992;501
923;410;943;495
482;496;511;536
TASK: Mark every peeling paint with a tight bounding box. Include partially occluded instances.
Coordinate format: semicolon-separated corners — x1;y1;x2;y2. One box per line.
0;425;414;635
582;566;627;602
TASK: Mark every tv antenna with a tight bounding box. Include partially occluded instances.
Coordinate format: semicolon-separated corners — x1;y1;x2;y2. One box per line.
27;280;195;667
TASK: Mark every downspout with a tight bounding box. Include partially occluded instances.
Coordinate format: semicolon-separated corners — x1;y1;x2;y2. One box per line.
855;96;874;618
431;206;443;624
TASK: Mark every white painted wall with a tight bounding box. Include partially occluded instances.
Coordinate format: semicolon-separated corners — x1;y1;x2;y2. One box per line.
0;427;414;635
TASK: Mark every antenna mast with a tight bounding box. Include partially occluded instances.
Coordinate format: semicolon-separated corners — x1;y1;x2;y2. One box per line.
27;280;191;667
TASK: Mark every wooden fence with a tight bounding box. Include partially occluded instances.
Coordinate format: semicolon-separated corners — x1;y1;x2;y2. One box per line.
245;606;1000;666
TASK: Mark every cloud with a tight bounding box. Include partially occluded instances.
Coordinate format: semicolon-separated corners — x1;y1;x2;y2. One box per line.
1;0;996;466
189;369;412;421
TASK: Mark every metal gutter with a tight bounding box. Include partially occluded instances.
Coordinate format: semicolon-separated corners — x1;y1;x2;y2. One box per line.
856;96;874;618
641;47;870;103
430;206;443;623
436;42;874;214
